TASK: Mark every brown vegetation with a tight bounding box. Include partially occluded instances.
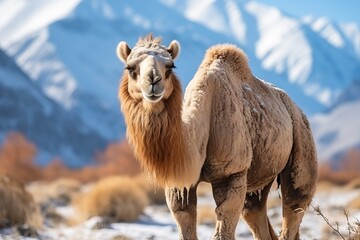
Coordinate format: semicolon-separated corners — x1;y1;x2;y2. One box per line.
0;132;41;183
0;175;42;228
318;148;360;186
318;164;360;186
41;141;140;183
340;149;360;172
313;205;360;240
197;205;216;226
76;176;148;223
316;180;339;193
135;175;166;205
197;182;212;197
347;195;360;210
346;178;360;190
27;178;82;207
0;132;140;183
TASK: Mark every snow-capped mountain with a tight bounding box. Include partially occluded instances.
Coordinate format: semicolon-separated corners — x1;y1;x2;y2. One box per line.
160;0;360;109
0;0;359;164
0;48;107;167
311;80;360;163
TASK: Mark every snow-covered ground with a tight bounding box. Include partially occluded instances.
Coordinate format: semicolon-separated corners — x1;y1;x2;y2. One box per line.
1;183;358;240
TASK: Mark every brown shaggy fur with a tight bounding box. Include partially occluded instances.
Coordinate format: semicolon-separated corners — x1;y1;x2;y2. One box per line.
117;34;318;240
120;73;193;187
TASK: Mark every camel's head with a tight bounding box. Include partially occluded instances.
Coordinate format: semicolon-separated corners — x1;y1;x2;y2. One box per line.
117;35;180;104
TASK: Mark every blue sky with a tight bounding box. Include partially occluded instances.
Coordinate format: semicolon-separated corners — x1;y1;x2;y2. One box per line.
257;0;360;24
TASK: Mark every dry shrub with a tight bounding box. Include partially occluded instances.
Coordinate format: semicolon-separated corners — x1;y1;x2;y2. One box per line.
48;178;82;201
197;205;216;226
0;132;41;183
316;180;339;193
0;133;140;184
313;205;360;240
26;181;49;206
76;176;148;223
41;141;141;183
0;175;42;228
340;149;360;172
135;175;166;205
347;195;360;210
318;164;360;185
27;178;82;207
267;195;282;209
346;178;360;190
197;182;212;197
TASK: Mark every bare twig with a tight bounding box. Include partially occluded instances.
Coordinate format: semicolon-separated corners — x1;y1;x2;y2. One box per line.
344;210;353;238
311;204;346;240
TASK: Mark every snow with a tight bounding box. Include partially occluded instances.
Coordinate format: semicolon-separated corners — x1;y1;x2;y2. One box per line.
340;22;360;56
184;0;228;34
225;0;247;44
309;17;345;48
0;0;82;47
2;185;358;240
311;99;360;161
245;1;312;85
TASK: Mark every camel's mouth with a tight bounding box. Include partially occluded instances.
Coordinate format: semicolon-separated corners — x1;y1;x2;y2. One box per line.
142;92;164;103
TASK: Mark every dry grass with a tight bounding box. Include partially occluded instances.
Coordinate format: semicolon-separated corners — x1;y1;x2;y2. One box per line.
47;178;82;205
267;195;282;209
0;132;41;183
0;132;140;184
75;176;149;223
0;175;42;228
197;182;212;197
318;164;360;186
347;195;360;210
313;205;360;240
27;178;82;207
346;178;360;190
135;175;166;205
197;205;216;226
316;180;339;193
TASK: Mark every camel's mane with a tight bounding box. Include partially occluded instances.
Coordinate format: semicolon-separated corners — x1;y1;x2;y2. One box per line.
119;72;192;187
127;34;171;61
136;34;163;48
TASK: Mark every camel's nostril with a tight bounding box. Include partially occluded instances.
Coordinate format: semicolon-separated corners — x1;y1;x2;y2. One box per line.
152;76;162;85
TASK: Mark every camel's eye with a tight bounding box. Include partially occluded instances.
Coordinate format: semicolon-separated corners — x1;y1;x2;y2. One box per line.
165;64;176;78
125;65;137;79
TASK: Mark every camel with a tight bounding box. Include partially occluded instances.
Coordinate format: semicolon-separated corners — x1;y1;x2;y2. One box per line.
116;34;318;240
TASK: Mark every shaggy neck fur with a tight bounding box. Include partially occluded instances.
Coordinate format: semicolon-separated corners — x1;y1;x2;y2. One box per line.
119;73;199;188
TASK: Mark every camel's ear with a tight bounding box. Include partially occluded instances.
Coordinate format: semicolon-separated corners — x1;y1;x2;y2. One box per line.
167;40;180;60
116;41;131;63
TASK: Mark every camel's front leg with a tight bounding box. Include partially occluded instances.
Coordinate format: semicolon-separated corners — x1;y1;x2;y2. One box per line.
165;186;198;240
211;171;247;240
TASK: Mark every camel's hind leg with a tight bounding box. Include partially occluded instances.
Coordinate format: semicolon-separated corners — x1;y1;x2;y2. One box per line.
279;164;314;240
165;186;198;240
242;180;277;240
279;133;317;239
278;94;318;240
211;171;247;240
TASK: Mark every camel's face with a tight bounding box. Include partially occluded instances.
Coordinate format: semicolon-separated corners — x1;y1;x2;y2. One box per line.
117;39;180;103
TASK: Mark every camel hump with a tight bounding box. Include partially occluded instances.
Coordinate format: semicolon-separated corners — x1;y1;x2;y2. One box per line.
203;44;252;78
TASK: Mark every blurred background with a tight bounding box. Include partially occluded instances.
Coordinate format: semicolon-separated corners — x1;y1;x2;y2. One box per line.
0;0;359;239
0;0;359;183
